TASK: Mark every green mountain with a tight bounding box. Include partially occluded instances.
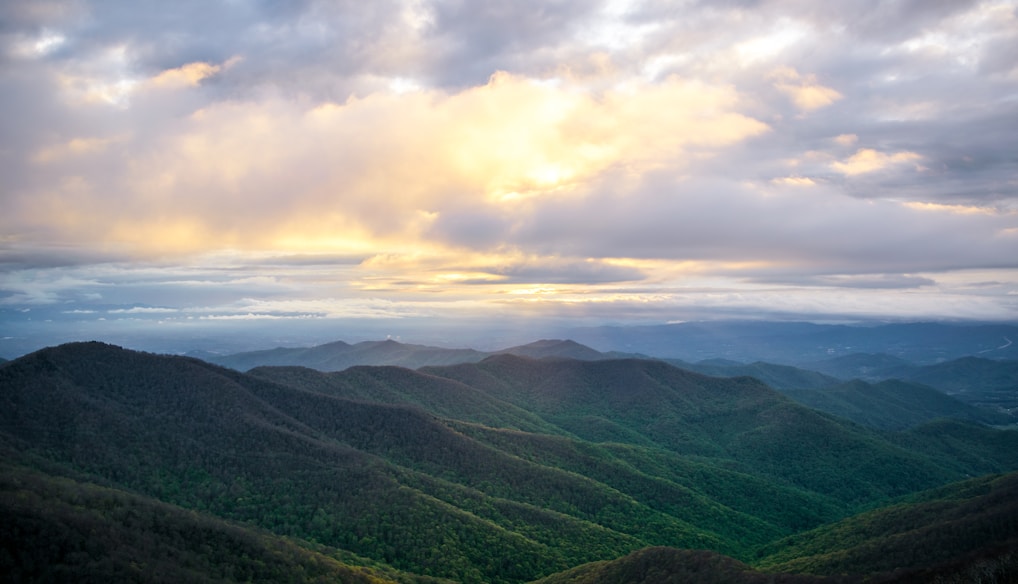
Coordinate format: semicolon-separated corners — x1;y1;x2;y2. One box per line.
780;379;1013;431
421;355;1018;503
567;321;1018;363
4;343;1018;583
203;338;633;373
902;356;1018;412
801;353;915;381
0;461;432;584
201;339;489;372
756;471;1018;581
531;547;835;584
678;360;841;391
247;364;566;435
802;354;1018;414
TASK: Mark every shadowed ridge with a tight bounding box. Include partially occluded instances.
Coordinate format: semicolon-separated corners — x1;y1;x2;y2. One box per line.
496;339;609;361
422;357;985;503
755;471;1018;582
0;461;414;584
248;362;566;434
532;546;839;584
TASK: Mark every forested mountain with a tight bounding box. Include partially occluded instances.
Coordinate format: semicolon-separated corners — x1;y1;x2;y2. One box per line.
3;342;1018;583
756;471;1018;581
198;339;489;372
673;360;841;391
803;354;1018;413
779;379;1013;431
199;338;626;372
536;466;1018;584
674;359;1014;429
0;462;433;584
199;335;1017;431
565;321;1018;363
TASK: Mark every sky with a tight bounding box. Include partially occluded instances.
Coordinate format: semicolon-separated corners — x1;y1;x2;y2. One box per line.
2;0;1018;355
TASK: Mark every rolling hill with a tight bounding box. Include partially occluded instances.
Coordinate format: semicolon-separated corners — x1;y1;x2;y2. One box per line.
0;461;430;584
779;379;1013;431
802;354;1018;414
565;321;1018;363
4;342;1018;582
197;339;489;372
756;471;1018;582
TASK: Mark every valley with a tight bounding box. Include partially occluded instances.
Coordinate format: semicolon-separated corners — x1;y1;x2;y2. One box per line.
2;329;1017;583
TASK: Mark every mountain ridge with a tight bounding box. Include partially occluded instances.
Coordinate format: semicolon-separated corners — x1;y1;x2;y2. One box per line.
4;341;1018;583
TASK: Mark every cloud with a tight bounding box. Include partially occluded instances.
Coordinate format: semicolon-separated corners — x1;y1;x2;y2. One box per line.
5;71;769;257
1;0;1017;336
770;67;842;111
831;148;922;175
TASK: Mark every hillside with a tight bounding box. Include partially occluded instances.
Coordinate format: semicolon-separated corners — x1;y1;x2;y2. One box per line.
532;547;837;584
248;365;566;435
203;338;634;373
422;355;1018;503
756;471;1018;581
0;461;425;584
4;343;1018;583
201;339;488;372
801;354;1018;414
676;360;841;391
780;379;1013;431
566;321;1018;363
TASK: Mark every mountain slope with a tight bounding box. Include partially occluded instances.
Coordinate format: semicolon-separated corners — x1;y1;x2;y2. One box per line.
0;342;855;582
204;338;623;373
532;547;836;584
0;461;420;584
755;471;1018;581
780;379;1013;430
247;364;565;435
422;355;1017;503
5;343;1018;583
0;343;644;583
676;360;841;391
203;339;488;372
568;321;1018;363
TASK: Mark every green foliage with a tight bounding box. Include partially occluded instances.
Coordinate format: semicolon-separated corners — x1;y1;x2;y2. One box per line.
755;471;1018;577
3;342;1018;584
779;379;1013;430
0;462;416;584
531;547;839;584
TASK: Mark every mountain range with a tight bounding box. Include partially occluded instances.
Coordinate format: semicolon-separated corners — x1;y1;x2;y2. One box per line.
3;341;1018;582
199;337;1017;430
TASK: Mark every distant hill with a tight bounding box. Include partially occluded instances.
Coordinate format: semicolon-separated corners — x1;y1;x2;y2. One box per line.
201;338;626;372
200;339;488;371
802;354;1018;414
800;352;915;381
5;342;1018;583
780;379;1013;431
421;355;1018;503
248;364;567;435
677;360;841;391
494;339;613;361
659;358;1013;430
565;321;1018;363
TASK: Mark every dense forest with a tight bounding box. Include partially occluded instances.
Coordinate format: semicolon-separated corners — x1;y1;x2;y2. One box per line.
2;341;1017;583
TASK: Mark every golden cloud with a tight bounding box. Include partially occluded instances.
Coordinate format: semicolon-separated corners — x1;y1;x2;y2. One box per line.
770;67;842;112
17;72;768;258
831;148;922;175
